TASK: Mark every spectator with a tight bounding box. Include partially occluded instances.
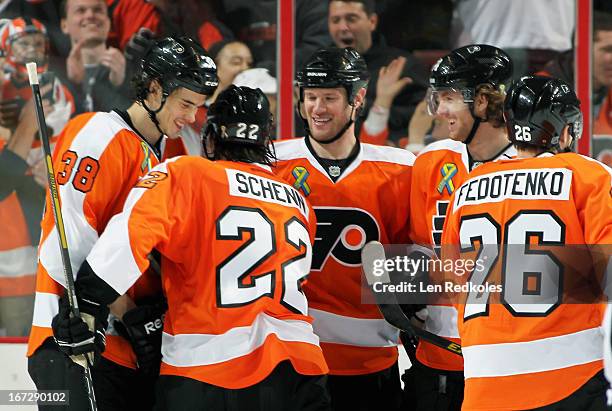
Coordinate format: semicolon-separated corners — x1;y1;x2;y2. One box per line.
232;67;277;137
61;0;130;112
0;17;73;337
218;0;331;71
208;39;252;103
450;0;575;78
0;84;54;337
328;0;429;144
0;17;73;137
359;56;410;146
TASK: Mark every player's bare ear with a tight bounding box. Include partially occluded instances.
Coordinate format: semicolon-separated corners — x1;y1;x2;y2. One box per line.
352;87;367;111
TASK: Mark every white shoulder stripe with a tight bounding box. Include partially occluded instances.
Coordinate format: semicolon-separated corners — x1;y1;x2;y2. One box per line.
273;138;308;161
70;112;133;158
361;143;415;166
418;138;466;157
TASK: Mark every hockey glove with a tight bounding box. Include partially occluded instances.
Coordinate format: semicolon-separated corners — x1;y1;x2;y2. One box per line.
52;293;109;367
113;300;166;377
0;97;25;130
124;28;155;64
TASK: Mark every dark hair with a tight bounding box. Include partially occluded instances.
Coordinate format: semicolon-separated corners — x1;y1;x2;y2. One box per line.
60;0;68;19
130;69;152;102
213;141;277;166
208;39;248;62
328;0;376;16
594;11;612;38
208;39;233;61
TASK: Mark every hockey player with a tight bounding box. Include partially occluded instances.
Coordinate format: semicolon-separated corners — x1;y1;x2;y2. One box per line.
57;85;330;410
274;46;414;410
404;44;515;410
27;36;218;410
442;75;611;410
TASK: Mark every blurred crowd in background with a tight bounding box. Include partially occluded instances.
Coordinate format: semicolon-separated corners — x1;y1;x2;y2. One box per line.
0;0;610;338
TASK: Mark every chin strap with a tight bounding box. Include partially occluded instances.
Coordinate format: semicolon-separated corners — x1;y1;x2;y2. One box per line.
140;92;168;139
463;102;486;145
305;104;357;145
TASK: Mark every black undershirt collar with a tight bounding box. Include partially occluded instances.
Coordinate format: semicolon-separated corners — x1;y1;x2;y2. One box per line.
305;136;361;182
467;142;513;171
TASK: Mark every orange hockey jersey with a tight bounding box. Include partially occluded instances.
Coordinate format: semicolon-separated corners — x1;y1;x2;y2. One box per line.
409;138;515;371
442;153;612;410
83;156;327;388
274;137;414;375
28;110;186;369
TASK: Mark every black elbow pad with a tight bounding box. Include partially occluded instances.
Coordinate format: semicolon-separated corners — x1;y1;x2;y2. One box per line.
75;260;121;306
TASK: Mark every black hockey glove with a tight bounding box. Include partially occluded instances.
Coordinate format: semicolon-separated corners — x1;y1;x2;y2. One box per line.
394;248;430;323
124;28;155;64
114;300;166;377
52;292;109;367
0;97;25;130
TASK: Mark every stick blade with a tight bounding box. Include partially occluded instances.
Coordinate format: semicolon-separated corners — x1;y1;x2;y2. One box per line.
361;241;390;285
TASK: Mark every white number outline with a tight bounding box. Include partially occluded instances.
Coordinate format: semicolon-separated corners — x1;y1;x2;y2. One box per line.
458;210;564;321
216;206;310;314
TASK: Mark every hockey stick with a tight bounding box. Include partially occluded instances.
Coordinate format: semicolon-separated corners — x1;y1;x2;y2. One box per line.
27;63;98;411
361;241;462;356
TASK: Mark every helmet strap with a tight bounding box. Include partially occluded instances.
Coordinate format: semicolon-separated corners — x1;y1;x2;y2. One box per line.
141;90;168;138
296;100;311;137
464;102;483;145
309;104;356;145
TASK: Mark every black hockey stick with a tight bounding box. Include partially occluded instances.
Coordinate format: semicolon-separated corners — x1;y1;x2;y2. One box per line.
361;241;462;356
27;62;98;411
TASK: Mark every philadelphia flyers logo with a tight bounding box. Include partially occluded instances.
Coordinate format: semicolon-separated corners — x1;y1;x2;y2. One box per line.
312;207;380;270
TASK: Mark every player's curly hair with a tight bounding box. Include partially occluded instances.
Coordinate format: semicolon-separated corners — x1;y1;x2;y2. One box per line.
476;84;505;128
207;136;277;167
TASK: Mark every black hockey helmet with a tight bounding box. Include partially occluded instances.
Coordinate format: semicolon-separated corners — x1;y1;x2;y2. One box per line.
429;44;513;100
142;36;218;97
203;85;272;148
504;75;582;150
427;44;513;145
296;46;369;104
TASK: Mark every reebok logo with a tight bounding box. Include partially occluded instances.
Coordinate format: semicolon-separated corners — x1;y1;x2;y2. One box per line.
144;318;163;335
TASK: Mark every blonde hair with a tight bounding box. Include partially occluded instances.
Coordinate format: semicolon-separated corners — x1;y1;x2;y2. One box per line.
476;84;506;128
